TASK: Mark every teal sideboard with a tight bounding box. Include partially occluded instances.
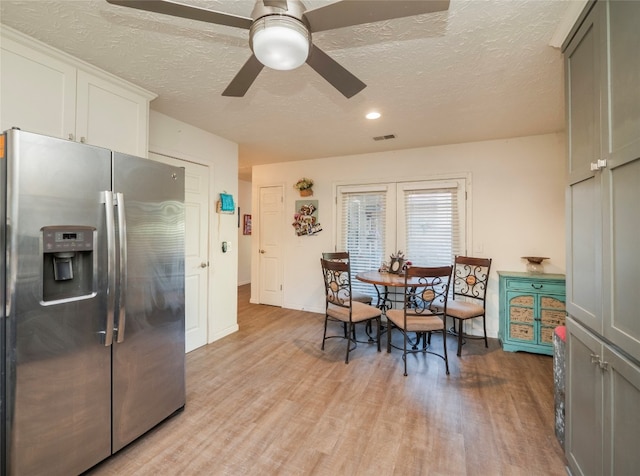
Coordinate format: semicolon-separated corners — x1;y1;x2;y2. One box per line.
498;271;566;355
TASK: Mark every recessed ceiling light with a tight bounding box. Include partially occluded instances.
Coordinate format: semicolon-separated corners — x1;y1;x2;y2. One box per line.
365;112;381;120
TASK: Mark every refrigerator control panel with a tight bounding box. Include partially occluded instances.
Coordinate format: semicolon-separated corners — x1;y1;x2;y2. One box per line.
42;226;94;252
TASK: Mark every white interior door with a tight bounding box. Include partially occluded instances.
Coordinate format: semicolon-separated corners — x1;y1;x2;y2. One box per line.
259;186;283;306
150;152;209;352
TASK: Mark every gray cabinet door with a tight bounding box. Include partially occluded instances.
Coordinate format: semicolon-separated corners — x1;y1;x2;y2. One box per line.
565;2;602;183
603;153;640;361
603;346;640;475
565;3;604;333
606;0;640;164
601;0;640;362
566;318;604;476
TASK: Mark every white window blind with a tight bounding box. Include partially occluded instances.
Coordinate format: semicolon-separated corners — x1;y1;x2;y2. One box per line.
398;180;465;267
336;178;466;297
337;185;388;297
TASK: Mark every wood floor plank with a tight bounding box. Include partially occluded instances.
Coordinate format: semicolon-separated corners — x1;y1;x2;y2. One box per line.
87;284;567;475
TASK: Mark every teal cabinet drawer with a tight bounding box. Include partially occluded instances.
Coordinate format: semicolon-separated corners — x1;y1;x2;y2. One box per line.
504;279;565;294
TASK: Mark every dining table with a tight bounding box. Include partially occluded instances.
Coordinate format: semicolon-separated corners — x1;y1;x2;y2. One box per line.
356;270;421;312
356;269;437;350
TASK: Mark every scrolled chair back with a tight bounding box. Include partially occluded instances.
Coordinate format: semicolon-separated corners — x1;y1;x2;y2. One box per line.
404;265;453;315
320;258;352;308
452;256;492;301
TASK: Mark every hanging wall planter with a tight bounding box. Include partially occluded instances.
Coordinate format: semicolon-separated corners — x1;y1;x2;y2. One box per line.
294;177;314;197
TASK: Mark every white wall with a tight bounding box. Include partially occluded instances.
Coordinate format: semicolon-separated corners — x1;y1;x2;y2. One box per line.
251;132;566;338
238;179;252;285
149;110;239;343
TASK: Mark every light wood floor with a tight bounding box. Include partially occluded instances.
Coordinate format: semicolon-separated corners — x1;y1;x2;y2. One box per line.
88;284;567;475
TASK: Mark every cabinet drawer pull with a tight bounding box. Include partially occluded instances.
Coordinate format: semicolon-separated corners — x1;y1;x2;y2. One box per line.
532;284;543;290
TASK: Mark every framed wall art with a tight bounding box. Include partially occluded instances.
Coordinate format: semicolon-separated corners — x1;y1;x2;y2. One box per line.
243;214;252;235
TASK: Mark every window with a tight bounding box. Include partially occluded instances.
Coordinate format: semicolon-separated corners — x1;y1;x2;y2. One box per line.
397;180;465;266
336;179;466;297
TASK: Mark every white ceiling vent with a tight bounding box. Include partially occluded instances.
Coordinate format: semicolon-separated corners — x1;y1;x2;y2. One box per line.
373;134;396;141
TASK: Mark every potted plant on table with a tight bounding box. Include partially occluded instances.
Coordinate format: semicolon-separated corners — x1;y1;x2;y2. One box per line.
294;177;314;197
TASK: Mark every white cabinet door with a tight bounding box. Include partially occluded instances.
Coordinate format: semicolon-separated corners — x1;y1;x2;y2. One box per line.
76;70;150;157
1;28;154;157
0;36;76;139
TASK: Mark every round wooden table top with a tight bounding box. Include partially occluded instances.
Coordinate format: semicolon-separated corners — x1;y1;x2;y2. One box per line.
355;270;418;287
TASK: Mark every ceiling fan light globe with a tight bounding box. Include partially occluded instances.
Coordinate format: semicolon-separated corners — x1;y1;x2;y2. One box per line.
251;16;310;71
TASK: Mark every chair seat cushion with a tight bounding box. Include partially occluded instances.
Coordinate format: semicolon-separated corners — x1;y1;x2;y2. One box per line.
434;300;484;320
327;301;381;323
386;309;444;332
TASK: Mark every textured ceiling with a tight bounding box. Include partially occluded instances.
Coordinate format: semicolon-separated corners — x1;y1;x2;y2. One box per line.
0;0;571;180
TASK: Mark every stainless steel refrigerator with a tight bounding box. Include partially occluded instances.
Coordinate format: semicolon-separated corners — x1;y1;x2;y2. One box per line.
1;129;186;475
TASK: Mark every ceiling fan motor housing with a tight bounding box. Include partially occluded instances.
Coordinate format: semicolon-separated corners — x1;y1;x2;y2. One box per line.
249;0;311;70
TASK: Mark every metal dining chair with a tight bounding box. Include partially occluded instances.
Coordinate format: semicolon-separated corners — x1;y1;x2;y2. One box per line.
386;265;452;376
444;256;492;356
320;257;382;363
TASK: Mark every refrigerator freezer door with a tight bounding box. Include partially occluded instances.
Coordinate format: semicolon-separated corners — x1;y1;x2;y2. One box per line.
5;130;112;475
111;153;185;452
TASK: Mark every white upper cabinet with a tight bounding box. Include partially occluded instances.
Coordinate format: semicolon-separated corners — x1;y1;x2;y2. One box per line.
1;27;156;157
75;70;149;156
0;34;77;140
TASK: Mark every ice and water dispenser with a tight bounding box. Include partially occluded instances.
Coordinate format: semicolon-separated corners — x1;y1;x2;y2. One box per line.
42;226;96;302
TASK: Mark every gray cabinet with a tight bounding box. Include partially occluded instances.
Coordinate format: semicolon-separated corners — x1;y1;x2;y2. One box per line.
566;317;640;476
564;0;603;334
601;0;640;359
564;1;640;474
565;0;640;356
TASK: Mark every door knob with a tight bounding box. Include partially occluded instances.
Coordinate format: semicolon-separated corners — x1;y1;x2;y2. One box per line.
259;249;266;254
200;261;208;268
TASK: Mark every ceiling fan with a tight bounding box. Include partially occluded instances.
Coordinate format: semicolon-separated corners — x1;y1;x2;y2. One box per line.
106;0;450;98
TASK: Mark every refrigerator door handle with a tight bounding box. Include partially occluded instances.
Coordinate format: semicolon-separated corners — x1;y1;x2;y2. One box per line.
115;192;128;343
104;190;116;346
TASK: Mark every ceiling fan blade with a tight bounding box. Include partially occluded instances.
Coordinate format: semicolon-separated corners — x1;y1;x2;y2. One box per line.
304;0;450;33
222;55;265;97
306;44;366;99
106;0;253;30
